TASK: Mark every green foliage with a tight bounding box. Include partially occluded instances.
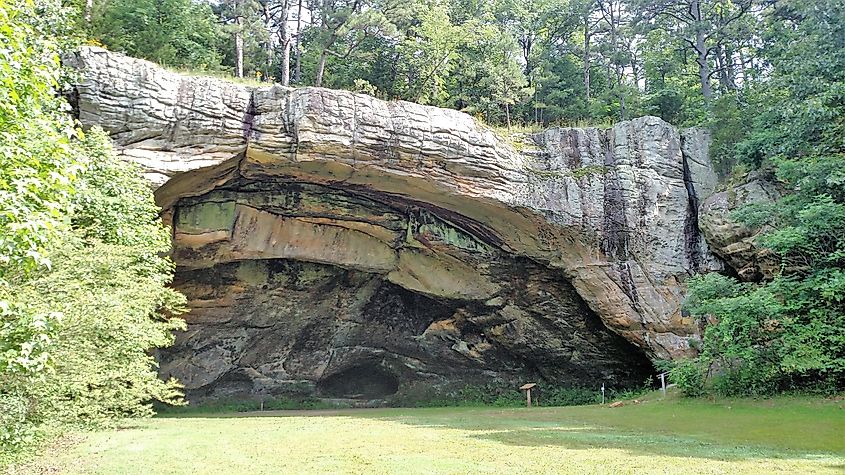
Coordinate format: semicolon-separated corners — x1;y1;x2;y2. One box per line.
389;383;526;407
731;2;845;167
156;396;341;415
0;0;81;277
684;165;845;397
673;1;845;400
88;0;224;69
1;2;187;457
666;359;706;397
2;128;187;462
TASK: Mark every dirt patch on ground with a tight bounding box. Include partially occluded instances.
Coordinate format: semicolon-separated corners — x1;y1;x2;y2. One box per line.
5;433;87;475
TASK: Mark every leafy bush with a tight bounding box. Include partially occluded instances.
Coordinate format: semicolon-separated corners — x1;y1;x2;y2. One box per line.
542;387;601;406
0;394;31;454
668;360;706;398
19;129;186;419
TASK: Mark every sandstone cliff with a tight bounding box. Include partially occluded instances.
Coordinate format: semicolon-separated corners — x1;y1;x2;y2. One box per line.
699;172;781;281
67;47;725;401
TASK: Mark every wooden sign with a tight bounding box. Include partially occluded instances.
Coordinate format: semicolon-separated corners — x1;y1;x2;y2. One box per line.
520;383;537;407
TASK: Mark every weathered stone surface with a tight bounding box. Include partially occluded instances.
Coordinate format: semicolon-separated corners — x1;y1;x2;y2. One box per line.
700;172;781;281
68;47;726;402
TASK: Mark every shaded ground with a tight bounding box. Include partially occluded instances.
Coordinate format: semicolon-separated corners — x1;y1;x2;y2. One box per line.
23;394;845;474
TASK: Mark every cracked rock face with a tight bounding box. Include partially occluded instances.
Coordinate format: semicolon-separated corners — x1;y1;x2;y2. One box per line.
700;172;781;281
68;47;723;402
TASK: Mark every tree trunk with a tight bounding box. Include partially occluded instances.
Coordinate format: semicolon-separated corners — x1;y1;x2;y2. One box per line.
504;102;511;130
738;47;748;87
583;14;591;104
619;92;626;120
521;36;533;87
695;33;712;99
629;43;641;91
84;0;93;24
293;0;303;83
691;0;712;100
235;15;244;78
279;1;291;86
281;41;291;85
716;46;730;92
316;32;338;88
724;45;737;90
263;2;274;74
315;50;328;87
607;2;624;120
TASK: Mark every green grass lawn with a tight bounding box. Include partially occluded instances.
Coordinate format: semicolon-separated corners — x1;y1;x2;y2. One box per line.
22;393;845;474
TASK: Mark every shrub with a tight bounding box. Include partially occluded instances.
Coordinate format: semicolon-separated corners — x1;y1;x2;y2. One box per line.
542;387;600;406
670;360;706;398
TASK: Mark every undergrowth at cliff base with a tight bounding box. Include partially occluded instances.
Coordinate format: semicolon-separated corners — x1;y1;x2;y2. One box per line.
389;383;653;408
155;397;342;415
156;382;655;415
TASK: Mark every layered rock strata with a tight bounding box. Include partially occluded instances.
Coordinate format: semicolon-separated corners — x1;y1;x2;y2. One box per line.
68;47;724;402
699;172;781;281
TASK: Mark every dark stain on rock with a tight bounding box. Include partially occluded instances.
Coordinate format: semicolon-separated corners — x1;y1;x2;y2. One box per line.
680;135;702;274
600;129;629;261
242;89;257;141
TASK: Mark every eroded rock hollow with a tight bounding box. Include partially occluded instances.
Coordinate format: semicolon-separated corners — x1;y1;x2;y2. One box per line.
68;47;724;402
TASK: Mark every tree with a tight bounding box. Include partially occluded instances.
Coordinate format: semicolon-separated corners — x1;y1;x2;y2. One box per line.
493;0;579;123
0;1;80;280
594;0;636;119
639;28;705;125
89;0;223;69
634;0;755;101
307;0;398;87
734;0;845;165
216;0;269;78
452;16;528;126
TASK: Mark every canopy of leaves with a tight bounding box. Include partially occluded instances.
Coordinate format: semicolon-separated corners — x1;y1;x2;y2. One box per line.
0;0;80;277
88;0;224;69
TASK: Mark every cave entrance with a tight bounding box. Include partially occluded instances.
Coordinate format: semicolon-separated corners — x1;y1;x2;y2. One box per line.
316;364;400;399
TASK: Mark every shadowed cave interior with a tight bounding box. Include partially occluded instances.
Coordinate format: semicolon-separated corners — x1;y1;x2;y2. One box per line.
156;178;655;404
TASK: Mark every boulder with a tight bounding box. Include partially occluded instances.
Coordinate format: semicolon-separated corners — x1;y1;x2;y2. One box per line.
699;172;781;281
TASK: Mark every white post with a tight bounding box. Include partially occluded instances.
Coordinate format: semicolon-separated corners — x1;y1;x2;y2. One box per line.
660;372;667;397
601;384;605;405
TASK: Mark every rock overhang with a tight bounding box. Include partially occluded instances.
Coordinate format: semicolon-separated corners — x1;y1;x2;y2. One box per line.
67;46;725;401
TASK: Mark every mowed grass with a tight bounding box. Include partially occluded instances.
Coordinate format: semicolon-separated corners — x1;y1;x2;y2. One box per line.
30;393;845;475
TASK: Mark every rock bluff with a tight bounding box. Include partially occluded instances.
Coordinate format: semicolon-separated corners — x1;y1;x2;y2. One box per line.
68;47;724;401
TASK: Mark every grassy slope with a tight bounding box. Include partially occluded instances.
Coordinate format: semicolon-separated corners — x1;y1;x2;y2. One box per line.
25;394;845;475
